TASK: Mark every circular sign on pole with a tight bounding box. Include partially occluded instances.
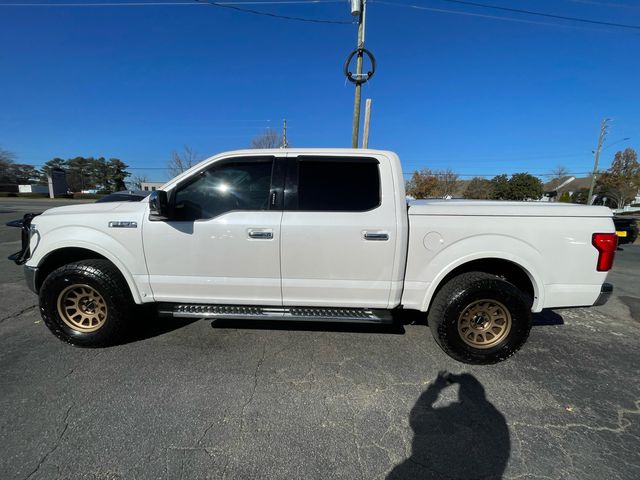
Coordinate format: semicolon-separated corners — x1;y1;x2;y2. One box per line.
343;48;376;85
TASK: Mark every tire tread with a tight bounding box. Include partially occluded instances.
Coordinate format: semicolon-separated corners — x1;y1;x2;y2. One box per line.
39;259;134;347
427;271;531;364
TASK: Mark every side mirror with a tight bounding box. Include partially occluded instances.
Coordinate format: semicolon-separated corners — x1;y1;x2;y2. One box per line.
149;190;170;221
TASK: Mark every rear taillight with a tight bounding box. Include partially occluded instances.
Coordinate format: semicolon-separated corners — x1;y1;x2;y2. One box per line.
592;233;618;272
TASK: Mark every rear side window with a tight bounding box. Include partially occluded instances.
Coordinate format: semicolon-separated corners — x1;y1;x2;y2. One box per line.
296;158;380;211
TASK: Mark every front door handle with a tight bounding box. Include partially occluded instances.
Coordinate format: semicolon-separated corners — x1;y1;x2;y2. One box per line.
248;229;273;239
364;232;389;241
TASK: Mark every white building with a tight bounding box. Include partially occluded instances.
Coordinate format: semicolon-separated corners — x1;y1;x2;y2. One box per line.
140;182;164;192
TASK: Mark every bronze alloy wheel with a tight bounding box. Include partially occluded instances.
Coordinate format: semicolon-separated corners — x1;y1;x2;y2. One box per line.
457;299;512;349
56;284;108;333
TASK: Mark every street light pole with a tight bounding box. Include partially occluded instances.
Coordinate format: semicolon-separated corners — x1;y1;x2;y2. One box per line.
351;0;366;148
587;118;609;205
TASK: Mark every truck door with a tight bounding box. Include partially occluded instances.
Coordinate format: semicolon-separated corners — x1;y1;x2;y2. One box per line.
143;155;285;305
280;155;397;308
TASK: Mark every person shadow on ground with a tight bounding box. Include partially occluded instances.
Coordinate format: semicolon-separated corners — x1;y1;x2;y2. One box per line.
387;371;510;480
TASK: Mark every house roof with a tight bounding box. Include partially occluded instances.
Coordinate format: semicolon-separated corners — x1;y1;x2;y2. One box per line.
544;176;592;194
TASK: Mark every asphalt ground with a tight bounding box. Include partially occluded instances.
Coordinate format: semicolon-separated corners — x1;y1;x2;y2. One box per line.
1;197;639;480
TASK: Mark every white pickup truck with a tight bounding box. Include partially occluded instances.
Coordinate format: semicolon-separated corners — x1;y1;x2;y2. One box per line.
8;149;617;364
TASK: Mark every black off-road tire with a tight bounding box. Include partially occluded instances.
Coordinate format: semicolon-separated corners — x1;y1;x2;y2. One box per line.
39;259;134;347
427;271;532;364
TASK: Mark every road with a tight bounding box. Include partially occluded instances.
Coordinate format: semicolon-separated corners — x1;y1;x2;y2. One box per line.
1;198;639;480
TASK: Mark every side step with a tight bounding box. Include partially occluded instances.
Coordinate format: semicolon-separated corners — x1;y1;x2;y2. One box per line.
157;304;393;324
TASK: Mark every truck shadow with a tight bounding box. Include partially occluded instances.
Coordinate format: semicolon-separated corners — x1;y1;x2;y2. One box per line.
121;306;198;344
119;307;564;345
532;309;564;326
387;372;510;480
209;318;406;334
207;308;564;335
399;308;565;327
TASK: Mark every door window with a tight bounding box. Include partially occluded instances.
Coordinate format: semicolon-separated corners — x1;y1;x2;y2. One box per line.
294;158;380;211
173;158;274;221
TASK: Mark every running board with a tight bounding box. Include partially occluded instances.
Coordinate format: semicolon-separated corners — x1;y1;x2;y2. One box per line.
157;304;393;324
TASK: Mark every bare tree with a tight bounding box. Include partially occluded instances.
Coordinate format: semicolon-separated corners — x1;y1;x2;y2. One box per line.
551;165;569;179
168;146;199;178
250;128;283;149
130;174;149;190
434;169;460;198
0;147;16;183
545;165;570;191
0;147;15;163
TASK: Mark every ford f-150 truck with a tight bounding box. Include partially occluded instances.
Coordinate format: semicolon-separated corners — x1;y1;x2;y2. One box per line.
7;149;617;364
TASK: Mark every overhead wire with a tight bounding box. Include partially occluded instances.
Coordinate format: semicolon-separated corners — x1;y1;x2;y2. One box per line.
1;0;639;30
0;0;353;24
193;0;352;23
435;0;640;30
0;0;344;5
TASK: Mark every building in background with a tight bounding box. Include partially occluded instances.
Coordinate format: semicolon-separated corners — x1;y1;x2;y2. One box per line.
140;182;164;192
18;185;48;194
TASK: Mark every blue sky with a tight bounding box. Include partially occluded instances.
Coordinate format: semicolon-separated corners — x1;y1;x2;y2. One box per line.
1;0;639;182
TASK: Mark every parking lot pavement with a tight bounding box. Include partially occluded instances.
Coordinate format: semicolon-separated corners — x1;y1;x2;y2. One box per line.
1;199;639;480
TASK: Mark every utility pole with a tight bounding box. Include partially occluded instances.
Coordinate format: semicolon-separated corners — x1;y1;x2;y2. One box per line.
351;0;366;148
281;118;288;148
362;98;372;148
587;118;610;205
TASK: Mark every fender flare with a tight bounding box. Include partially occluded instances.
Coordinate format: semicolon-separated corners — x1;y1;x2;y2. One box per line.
416;235;546;312
31;227;145;304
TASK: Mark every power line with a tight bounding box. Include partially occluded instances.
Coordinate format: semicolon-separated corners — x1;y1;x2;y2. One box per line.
432;0;640;30
0;0;353;24
376;0;640;31
0;0;344;5
4;0;638;30
0;0;352;25
193;0;352;23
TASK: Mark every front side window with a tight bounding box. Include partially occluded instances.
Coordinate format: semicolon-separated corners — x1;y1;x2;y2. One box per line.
296;158;380;211
173;158;274;221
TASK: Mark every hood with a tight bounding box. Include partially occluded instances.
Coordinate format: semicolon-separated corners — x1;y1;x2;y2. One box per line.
41;202;124;216
408;199;613;218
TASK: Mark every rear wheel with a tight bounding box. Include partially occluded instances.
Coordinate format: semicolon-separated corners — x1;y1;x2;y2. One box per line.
428;272;532;364
39;259;134;347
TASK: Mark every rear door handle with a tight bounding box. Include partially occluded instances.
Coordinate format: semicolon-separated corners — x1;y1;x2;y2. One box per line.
248;229;273;239
364;232;389;241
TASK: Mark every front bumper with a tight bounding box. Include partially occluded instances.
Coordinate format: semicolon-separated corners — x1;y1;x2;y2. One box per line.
593;283;613;307
6;213;40;265
24;265;38;294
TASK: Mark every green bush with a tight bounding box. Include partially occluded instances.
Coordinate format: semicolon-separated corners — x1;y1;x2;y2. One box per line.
558;191;571;203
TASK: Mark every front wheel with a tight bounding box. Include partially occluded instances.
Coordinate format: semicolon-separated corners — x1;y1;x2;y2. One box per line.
39;259;134;347
428;272;532;364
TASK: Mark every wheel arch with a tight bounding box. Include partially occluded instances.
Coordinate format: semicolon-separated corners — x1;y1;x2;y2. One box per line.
34;246;143;303
421;255;544;313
